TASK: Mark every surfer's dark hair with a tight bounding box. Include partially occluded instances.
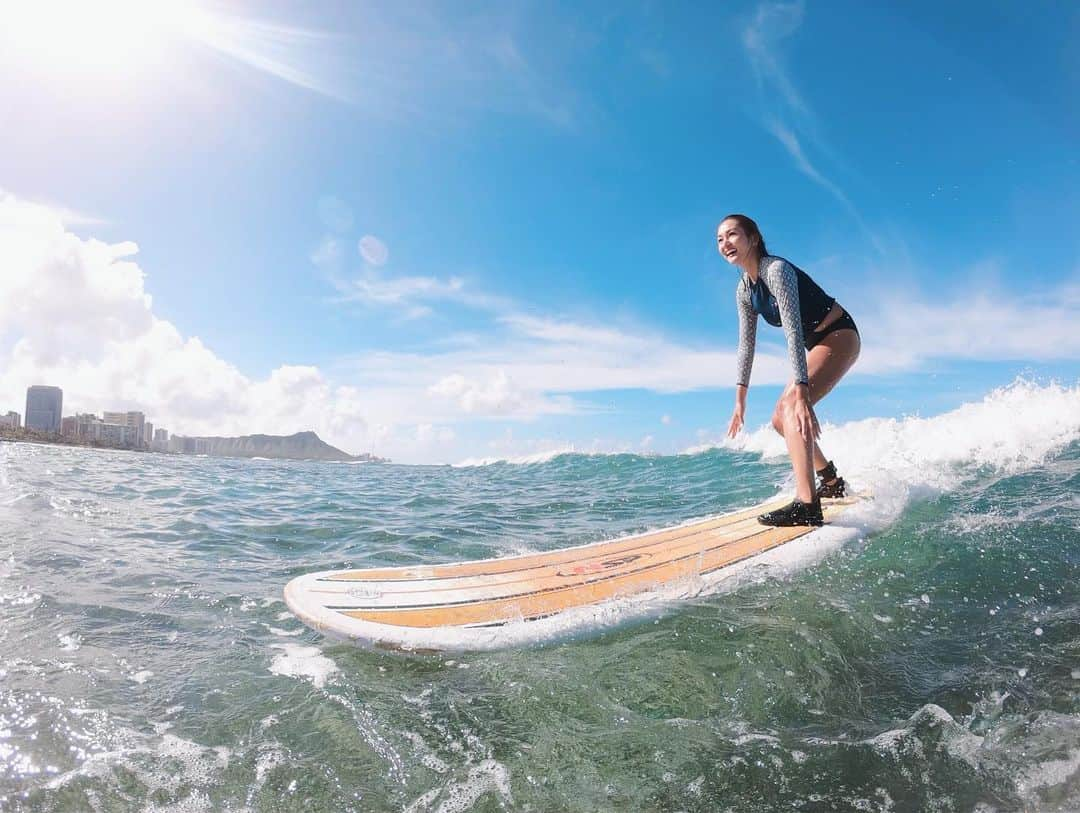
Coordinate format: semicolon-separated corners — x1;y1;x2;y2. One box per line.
720;213;768;257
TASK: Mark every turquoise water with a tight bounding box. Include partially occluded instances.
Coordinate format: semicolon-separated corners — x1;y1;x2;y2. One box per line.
2;382;1080;811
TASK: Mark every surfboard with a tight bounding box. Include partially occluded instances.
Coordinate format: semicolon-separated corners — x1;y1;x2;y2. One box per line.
284;494;863;652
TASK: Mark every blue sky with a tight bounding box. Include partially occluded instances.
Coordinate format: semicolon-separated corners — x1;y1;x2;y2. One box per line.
1;1;1077;463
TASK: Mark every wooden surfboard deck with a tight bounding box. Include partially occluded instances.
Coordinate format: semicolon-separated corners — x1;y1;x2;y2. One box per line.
284;495;862;651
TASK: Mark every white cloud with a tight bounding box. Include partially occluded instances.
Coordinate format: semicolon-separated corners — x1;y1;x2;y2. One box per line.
332;271;465;314
0;192;372;452
25;198;108;227
336;275;1080;431
335;313;792;426
857;286;1080;374
764;120;850;207
325;260;512;320
742;1;810;118
1;201;152;363
311;206;508;321
415;423;456;445
741;2;881;251
428;369;562;417
486;314;783;394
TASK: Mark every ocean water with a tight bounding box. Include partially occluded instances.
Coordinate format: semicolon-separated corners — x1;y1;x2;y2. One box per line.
2;380;1079;812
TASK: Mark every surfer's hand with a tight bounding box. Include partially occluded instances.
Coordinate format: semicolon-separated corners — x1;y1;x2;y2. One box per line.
727;406;744;438
792;387;820;441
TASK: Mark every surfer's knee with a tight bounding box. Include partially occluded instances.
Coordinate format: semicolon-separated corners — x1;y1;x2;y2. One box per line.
773;390;800;433
770;402;785;434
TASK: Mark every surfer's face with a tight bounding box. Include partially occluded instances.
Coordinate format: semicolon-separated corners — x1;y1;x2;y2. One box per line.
717;219;756;266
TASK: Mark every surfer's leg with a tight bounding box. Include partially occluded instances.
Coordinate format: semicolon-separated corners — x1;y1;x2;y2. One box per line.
755;387;822;524
766;390;816;506
806;328;860;473
776;384;818;503
760;328;860;525
767;328;859;505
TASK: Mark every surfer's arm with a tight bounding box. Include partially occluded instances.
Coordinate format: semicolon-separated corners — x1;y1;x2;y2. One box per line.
730;284;756;437
761;258;809;386
762;258;818;439
734;283;757;388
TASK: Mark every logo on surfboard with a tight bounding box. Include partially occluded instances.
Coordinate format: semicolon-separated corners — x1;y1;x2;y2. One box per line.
556;554;643;578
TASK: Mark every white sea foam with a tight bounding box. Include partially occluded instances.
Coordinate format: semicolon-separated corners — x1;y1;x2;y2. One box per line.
863;706;1080;805
403;759;512;813
263;624;303;637
1017;748;1080;795
723;379;1080;484
267;643;338;688
457;380;1079;476
58;633;81;651
44;728;233;805
453;445;579;467
252;742;287;786
0;589;41;607
689;379;1080;531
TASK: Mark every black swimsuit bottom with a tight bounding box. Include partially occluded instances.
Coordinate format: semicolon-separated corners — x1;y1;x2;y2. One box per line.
805;310;858;351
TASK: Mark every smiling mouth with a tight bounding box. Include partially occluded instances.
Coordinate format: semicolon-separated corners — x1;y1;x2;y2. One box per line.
723;248;738;259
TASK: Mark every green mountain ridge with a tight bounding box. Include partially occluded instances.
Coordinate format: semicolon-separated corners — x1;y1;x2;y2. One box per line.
178;430;386;462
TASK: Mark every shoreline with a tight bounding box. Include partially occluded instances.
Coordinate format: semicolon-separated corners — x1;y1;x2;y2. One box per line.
0;434;387;464
0;430;149;454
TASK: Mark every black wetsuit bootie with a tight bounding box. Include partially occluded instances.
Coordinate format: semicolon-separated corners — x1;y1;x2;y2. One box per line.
758;497;824;527
815;460;846;499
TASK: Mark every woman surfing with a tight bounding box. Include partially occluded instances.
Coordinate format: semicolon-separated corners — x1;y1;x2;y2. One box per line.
718;214;860;526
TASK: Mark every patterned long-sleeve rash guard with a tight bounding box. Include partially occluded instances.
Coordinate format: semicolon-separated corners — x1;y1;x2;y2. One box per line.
734;255;836;388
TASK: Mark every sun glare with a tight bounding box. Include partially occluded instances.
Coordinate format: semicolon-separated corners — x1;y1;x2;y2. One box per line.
2;0;342;99
3;0;213;75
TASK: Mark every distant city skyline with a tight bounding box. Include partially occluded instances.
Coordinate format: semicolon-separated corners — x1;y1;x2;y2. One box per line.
4;384;171;451
5;382;375;460
1;3;1076;463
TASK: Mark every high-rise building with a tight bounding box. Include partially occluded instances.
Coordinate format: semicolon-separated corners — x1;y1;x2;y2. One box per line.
74;413;104;440
143;422;154;445
99;422;135;446
104;411;146;442
154;428;168;443
25;386;62;433
0;411;19;429
60;416;78;437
